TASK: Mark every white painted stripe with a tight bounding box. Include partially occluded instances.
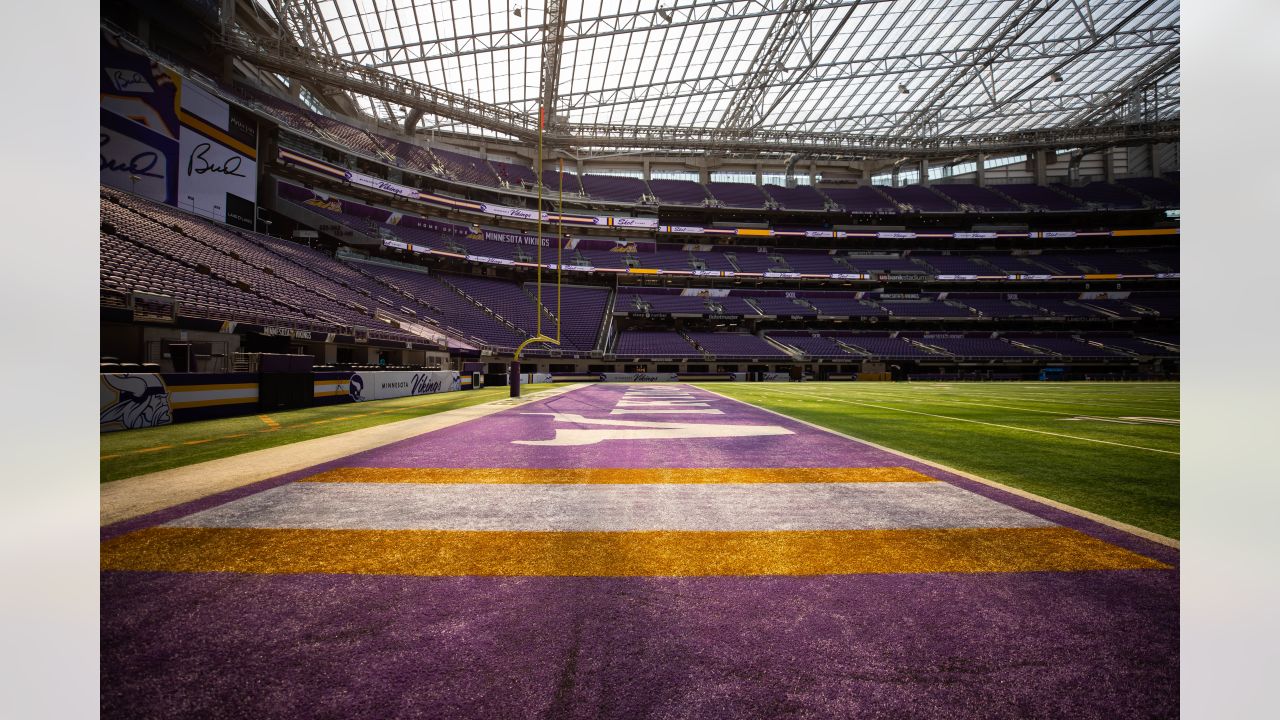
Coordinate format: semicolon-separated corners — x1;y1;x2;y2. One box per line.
169;388;258;403
165;482;1055;532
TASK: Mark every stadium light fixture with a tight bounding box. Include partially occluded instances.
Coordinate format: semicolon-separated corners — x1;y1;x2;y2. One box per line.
1050;71;1064;82
512;5;522;18
657;6;674;23
898;83;910;94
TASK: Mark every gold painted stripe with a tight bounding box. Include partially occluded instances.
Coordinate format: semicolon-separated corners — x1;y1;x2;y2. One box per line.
1112;228;1179;237
168;383;259;392
178;111;257;158
100;527;1169;576
298;467;937;485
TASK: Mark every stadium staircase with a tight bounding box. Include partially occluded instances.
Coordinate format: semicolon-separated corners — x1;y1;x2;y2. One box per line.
594;290;617;354
923;184;963;211
435;275;528;338
862;185;902;211
762;333;803;359
1047;183;1087;207
678;330;714;361
986;185;1028;211
1114;182;1154;207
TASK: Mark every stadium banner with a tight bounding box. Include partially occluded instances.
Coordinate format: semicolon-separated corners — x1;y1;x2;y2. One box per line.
597;373;680;382
876;231;917;239
177;123;257;228
342;170;418;199
100;31;183;205
1037;231;1078;239
522;373;556;384
953;232;998;239
662;225;706;234
467;255;516;266
485;229;551;247
481;203;544;221
176;79;259;228
348;370;461;402
610;217;659;229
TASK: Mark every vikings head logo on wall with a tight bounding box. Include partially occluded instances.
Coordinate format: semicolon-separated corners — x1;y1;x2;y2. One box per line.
349;373;364;402
100;373;172;432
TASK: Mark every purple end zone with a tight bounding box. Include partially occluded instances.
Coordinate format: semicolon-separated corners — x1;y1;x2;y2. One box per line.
102;384;1178;718
348;383;917;469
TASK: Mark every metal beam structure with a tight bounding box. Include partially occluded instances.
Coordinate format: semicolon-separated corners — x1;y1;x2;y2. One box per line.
718;0;822;131
220;0;1179;160
539;0;569;129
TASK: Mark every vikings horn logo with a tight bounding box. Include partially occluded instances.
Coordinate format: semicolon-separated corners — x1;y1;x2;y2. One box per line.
100;374;172;431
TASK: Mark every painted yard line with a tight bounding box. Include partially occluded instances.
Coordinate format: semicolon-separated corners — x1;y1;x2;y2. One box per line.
770;390;1179;422
752;386;1179;455
166;481;1052;532
696;385;1179;549
915;385;1180;404
929;389;1180;413
101;526;1169;576
258;415;280;430
100;384;590;526
299;467;936;484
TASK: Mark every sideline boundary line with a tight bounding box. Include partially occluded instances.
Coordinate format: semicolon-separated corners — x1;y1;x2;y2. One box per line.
695;384;1179;549
741;385;1177;455
100;384;590;526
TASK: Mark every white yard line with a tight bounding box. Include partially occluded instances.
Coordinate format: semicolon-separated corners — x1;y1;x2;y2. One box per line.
812;391;1177;420
895;388;1181;414
734;386;1179;456
696;385;1179;549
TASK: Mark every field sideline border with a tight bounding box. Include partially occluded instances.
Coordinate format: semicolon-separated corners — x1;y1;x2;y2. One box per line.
697;384;1180;549
100;383;590;526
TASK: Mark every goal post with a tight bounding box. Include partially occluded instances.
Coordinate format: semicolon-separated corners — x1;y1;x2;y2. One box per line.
510;109;563;398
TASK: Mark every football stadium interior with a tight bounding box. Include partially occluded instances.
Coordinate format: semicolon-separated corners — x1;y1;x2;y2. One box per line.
99;0;1181;717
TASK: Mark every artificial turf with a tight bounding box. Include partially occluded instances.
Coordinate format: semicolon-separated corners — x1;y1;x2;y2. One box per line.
697;382;1179;538
99;384;554;483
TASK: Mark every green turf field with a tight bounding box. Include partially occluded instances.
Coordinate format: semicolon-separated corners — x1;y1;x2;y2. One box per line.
99;385;554;484
697;382;1179;538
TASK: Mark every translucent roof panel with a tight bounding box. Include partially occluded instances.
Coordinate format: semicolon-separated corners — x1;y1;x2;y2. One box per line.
272;0;1179;145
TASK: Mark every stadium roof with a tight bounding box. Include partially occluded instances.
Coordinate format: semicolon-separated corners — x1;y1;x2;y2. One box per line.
231;0;1180;158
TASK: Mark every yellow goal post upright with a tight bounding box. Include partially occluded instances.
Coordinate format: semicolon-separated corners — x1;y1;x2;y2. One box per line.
510;106;563;398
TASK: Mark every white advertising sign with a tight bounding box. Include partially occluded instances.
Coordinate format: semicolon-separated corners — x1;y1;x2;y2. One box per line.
348;370;461;401
177;126;257;226
612;216;659;228
342;169;418;198
100;127;171;203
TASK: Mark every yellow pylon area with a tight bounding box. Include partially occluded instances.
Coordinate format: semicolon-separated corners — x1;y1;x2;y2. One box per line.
514;106;562;362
